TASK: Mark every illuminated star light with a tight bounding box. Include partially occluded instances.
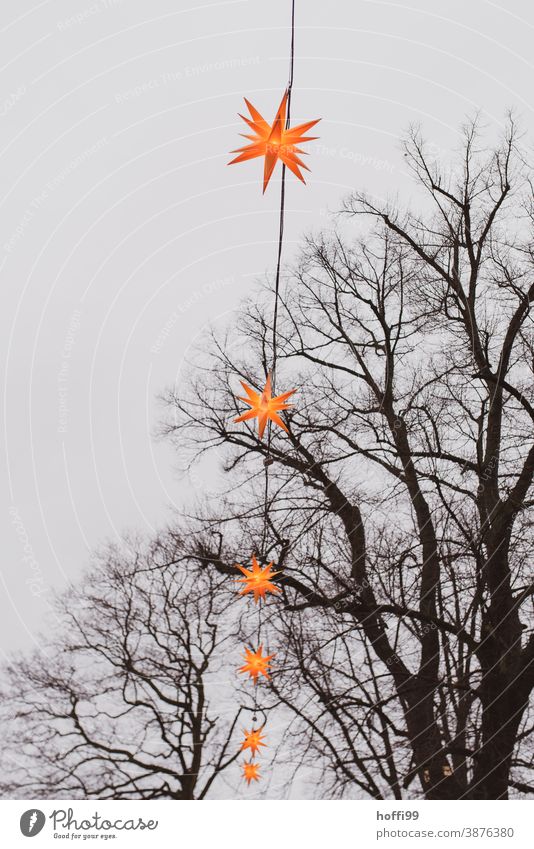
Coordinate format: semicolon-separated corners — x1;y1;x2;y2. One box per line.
241;727;267;756
236;555;281;604
229;90;320;193
234;373;296;439
239;645;275;682
242;761;261;785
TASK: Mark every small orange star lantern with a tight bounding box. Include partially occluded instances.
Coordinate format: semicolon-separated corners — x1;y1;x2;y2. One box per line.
242;761;261;786
234;373;295;439
239;645;275;682
241;727;267;756
236;555;281;604
229;90;320;193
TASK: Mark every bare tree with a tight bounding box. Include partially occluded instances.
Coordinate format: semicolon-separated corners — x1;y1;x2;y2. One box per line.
164;116;534;799
0;535;242;799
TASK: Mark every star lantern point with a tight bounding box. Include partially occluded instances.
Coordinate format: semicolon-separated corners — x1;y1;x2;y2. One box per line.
236;555;281;604
229;90;320;192
238;645;274;682
242;761;261;786
241;727;267;757
234;373;295;439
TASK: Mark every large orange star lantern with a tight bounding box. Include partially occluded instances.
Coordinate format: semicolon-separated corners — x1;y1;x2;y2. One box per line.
229;90;320;192
241;727;267;756
239;645;275;682
242;761;261;786
234;373;295;439
236;555;281;604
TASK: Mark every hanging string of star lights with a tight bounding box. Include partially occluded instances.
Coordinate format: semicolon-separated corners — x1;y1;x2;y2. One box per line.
227;0;320;789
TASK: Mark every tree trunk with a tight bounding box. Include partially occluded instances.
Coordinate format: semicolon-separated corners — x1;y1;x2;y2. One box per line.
406;692;466;799
468;528;527;798
470;662;527;798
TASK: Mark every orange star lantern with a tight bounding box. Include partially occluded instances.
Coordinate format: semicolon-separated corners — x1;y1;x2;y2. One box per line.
229;90;320;192
234;373;295;439
236;555;281;604
241;727;267;756
242;761;261;786
239;645;275;682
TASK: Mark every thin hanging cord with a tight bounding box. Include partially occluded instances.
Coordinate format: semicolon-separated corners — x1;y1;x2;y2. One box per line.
255;1;296;727
264;0;296;483
270;0;296;399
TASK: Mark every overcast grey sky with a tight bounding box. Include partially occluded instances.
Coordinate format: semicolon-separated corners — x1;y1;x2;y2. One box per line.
2;0;534;655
